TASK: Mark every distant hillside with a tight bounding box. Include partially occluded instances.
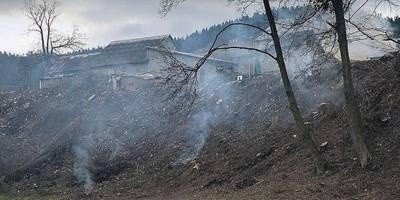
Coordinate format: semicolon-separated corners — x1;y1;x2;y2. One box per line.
388;17;400;39
174;6;398;54
173;6;312;53
0;53;29;89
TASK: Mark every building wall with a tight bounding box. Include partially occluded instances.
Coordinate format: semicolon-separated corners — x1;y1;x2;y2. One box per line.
39;75;81;89
43;46;235;90
146;49;235;84
91;63;150;75
40;78;62;89
119;75;157;91
162;39;177;50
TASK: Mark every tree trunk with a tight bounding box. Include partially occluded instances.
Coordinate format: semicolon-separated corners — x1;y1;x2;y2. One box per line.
39;27;47;55
262;0;326;172
46;23;51;55
331;0;371;168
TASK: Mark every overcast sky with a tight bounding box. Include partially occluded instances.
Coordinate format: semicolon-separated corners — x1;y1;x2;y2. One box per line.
0;0;398;54
0;0;245;54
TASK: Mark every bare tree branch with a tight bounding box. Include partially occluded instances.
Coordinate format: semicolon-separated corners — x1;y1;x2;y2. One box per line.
50;27;86;54
161;21;276;98
25;0;47;55
24;0;85;55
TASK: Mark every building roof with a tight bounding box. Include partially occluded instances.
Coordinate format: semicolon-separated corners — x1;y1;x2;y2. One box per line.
104;35;175;55
107;35;173;47
48;35;175;74
46;34;234;76
48;49;150;74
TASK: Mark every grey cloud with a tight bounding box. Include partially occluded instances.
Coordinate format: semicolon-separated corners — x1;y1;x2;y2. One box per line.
0;0;24;13
1;0;399;53
0;0;242;53
58;0;240;46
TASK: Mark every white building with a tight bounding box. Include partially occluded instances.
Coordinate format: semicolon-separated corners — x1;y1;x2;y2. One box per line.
40;35;236;90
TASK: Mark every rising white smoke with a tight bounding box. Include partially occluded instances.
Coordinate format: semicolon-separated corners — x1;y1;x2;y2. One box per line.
72;137;94;195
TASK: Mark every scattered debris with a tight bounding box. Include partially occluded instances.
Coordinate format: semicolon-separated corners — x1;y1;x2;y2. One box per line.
193;162;200;170
22;102;30;109
320;141;328;148
88;94;96;101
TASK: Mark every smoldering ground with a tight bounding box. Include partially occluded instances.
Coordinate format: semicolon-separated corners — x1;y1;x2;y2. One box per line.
1;4;397;195
0;73;188;192
0;31;336;198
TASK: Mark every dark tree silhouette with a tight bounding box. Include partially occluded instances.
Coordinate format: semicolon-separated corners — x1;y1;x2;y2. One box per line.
25;0;85;55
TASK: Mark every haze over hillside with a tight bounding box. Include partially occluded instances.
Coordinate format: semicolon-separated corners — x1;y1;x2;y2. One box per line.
0;1;400;199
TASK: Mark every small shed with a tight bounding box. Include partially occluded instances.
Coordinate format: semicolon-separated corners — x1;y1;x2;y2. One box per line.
112;72;163;91
39;74;78;89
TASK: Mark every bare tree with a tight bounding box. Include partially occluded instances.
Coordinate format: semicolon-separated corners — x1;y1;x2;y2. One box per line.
240;0;400;168
25;0;46;55
160;0;327;172
306;0;396;168
161;0;400;169
330;0;372;168
275;0;400;168
25;0;85;55
43;0;57;55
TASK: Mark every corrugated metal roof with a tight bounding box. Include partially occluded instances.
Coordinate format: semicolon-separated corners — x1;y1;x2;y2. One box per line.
49;50;149;74
107;35;172;46
48;35;175;74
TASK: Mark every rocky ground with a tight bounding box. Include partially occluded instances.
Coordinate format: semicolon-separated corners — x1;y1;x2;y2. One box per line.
0;54;399;199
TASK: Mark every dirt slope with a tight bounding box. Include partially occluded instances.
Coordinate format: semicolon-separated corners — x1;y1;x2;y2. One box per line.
0;55;400;199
